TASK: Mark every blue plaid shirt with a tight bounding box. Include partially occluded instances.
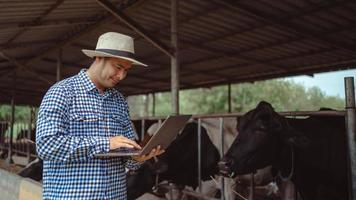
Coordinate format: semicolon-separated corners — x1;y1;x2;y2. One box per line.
36;69;141;200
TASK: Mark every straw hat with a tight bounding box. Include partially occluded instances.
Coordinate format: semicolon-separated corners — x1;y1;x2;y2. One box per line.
82;32;147;66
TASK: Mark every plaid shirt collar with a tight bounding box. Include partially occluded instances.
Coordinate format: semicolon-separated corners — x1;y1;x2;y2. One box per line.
77;69;115;97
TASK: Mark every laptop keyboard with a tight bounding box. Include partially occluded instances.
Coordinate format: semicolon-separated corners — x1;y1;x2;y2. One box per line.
111;147;140;153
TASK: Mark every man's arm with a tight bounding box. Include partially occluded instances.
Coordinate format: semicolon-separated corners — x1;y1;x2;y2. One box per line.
120;100;145;169
36;85;109;163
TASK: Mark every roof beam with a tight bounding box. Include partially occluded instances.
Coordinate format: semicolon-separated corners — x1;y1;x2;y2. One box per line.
25;15;114;66
0;40;58;50
131;62;199;87
24;0;146;67
124;64;233;89
188;47;350;78
130;0;354;72
136;26;287;72
213;0;356;54
181;39;287;71
0;18;97;31
132;4;221;42
0;84;46;95
0;88;43;106
3;0;65;45
95;0;173;58
42;57;192;86
0;52;54;85
173;20;356;71
225;61;356;85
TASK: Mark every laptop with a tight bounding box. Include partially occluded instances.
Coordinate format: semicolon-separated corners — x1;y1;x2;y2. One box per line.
95;114;192;157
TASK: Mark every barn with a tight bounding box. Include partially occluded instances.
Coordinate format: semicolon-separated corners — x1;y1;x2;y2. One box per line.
0;0;355;199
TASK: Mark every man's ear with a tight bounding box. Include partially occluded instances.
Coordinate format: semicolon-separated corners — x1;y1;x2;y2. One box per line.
283;129;310;148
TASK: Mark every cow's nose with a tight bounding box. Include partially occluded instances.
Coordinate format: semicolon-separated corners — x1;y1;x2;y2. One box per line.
218;158;234;177
218;159;232;169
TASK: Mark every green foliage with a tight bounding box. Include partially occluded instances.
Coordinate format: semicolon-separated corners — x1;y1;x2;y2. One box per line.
128;79;345;117
0;105;33;121
0;79;346;119
3;122;29;138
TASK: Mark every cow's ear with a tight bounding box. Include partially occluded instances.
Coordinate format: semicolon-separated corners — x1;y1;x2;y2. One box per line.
284;129;310;148
257;101;274;113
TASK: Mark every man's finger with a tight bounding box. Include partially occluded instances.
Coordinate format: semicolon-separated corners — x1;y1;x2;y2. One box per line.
121;143;135;148
118;137;141;149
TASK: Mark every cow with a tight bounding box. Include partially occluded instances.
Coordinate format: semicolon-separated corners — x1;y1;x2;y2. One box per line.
218;101;349;200
16;128;36;142
0;122;9;158
127;121;221;200
18;158;43;181
131;119;158;141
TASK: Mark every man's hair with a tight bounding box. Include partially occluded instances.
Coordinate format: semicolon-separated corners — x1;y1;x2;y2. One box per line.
93;57;108;64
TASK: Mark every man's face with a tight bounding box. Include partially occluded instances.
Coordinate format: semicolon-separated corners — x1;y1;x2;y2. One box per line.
96;57;132;89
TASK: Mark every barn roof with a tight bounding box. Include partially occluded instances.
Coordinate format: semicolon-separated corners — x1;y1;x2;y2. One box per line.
1;0;355;106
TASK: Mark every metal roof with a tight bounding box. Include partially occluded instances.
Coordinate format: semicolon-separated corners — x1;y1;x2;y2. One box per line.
0;0;355;106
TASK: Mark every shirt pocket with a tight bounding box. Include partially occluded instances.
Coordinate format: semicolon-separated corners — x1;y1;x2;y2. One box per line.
70;112;100;136
107;113;130;137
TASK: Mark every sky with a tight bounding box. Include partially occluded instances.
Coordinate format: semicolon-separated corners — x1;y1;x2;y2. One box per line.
284;68;356;99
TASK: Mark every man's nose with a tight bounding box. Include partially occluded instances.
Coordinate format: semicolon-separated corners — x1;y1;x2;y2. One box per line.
117;70;127;79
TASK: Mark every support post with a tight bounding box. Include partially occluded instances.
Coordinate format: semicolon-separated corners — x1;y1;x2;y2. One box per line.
144;94;149;117
249;173;255;200
228;84;231;113
152;93;156;116
220;118;226;200
171;0;179;115
57;48;62;81
141;119;145;142
26;106;34;163
197;118;202;193
345;77;356;200
5;91;15;165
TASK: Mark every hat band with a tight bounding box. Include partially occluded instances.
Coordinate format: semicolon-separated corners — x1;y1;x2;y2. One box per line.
96;49;135;59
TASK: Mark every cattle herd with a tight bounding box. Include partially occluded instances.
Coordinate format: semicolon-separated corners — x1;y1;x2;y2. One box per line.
11;101;349;200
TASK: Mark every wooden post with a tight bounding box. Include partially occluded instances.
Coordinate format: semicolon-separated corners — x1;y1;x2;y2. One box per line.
26;106;34;163
345;77;356;200
228;84;232;113
57;48;62;81
152;93;156;116
144;94;149;116
171;0;179;115
5;90;15;165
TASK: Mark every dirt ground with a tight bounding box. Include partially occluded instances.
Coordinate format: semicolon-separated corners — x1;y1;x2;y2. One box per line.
0;156;23;174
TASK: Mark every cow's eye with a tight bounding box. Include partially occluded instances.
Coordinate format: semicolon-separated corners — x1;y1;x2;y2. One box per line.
259;123;267;130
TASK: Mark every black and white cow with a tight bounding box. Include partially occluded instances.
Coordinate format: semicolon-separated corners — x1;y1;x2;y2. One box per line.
219;101;348;200
127;122;221;200
18;158;43;181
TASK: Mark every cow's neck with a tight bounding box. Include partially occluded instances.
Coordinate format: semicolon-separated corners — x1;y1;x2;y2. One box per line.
274;142;295;182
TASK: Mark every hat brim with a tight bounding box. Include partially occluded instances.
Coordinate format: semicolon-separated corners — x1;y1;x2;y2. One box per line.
82;49;147;67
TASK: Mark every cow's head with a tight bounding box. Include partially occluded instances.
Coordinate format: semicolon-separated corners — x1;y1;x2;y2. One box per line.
126;160;169;200
18;158;43;181
127;121;220;199
219;101;309;177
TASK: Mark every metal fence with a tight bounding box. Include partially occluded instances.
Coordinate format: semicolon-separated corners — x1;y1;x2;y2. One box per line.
130;77;355;200
0;77;354;200
0;121;37;164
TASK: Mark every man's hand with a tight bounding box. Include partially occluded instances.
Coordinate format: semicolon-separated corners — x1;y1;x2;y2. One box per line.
109;135;141;150
132;145;165;162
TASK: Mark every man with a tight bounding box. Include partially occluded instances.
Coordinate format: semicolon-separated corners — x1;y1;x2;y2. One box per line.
36;32;164;200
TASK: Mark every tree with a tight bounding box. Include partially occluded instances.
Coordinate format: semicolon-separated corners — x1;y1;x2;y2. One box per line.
127;79;345;117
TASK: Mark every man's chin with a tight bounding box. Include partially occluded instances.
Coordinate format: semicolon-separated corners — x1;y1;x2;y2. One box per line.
108;80;119;86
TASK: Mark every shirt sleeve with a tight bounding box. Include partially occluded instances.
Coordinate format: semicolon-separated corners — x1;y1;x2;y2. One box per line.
120;97;143;170
36;84;110;163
